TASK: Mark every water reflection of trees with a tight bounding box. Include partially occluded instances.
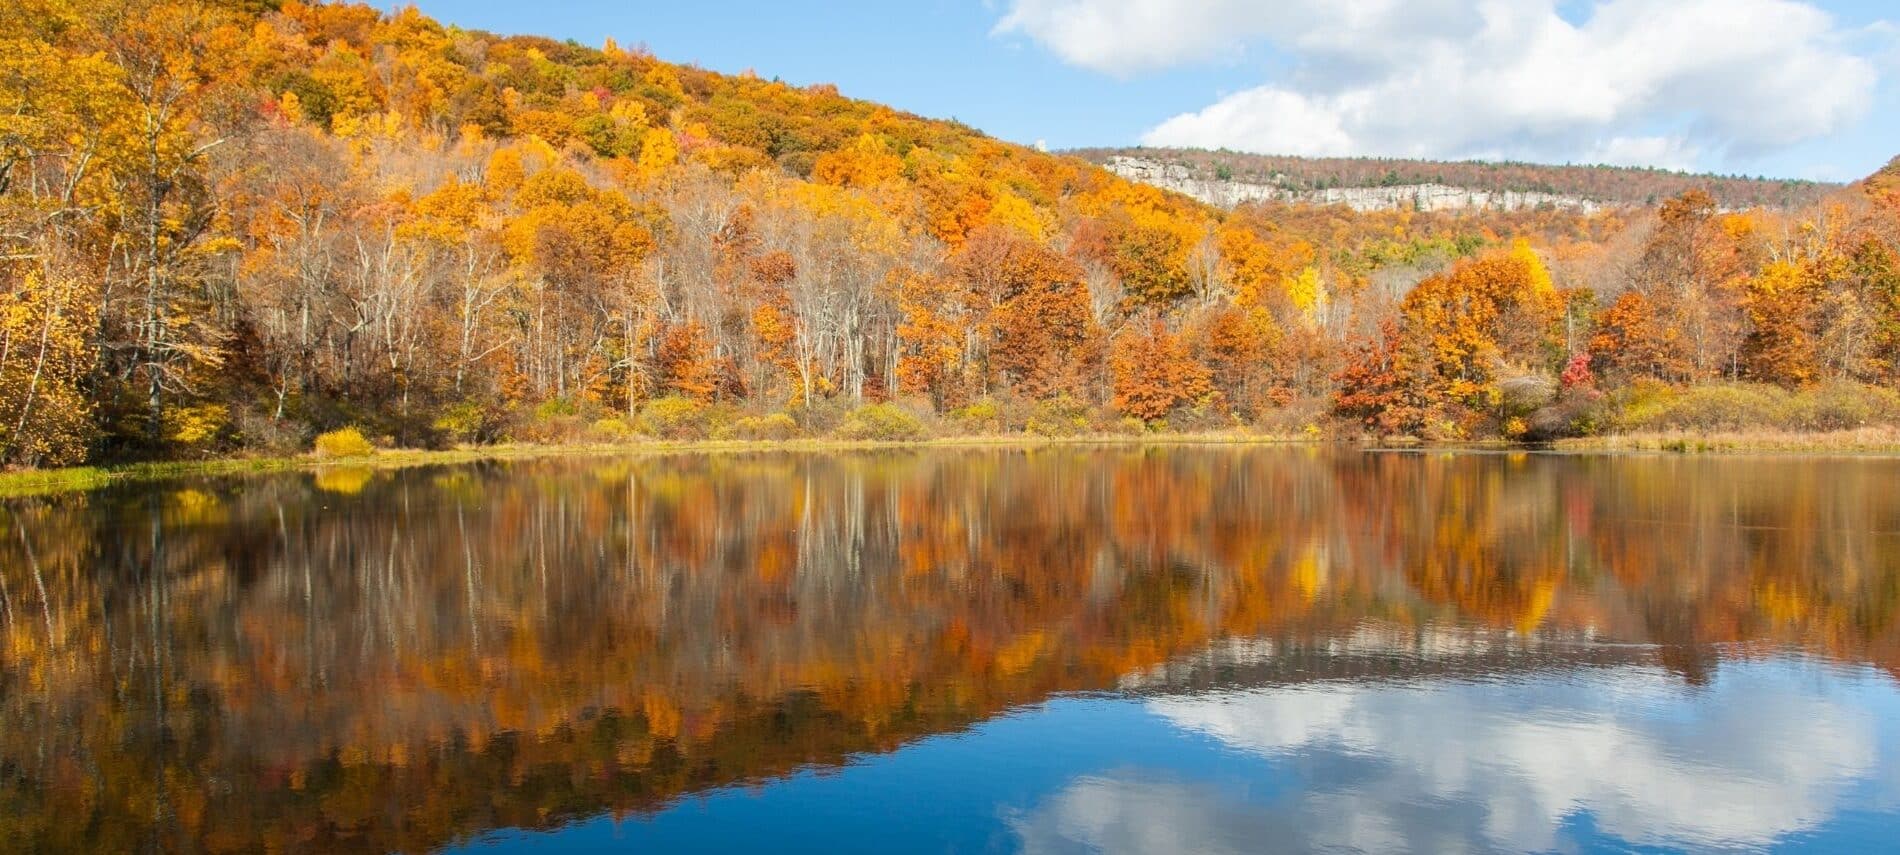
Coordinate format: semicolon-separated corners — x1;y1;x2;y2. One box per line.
2;449;1897;851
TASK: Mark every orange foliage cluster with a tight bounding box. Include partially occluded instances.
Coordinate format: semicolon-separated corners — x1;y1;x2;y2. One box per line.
1335;187;1900;438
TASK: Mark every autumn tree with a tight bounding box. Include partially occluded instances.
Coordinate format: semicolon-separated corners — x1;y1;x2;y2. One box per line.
0;1;126;463
1590;291;1685;381
955;227;1098;399
1854;238;1900;381
1615;190;1751;381
1197;305;1274;416
657;321;718;400
1110;317;1213;421
1337;244;1562;435
0;270;98;464
1334;320;1428;435
93;0;247;448
1111;221;1192;306
1740;259;1822;386
894;271;964;411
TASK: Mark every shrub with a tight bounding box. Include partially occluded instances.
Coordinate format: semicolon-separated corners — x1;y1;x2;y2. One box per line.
755;412;801;440
949;398;1003;433
717;412;800;441
588;417;638;442
786;397;851;435
1783;382;1900;431
836;403;926;441
513;413;586;444
164;404;231;454
1165;396;1236;433
1497;373;1555;421
1251;394;1331;435
1025;395;1089;437
1601;380;1900;435
1526;391;1609;439
534;398;580;420
1602;378;1665;429
504;397;593;444
313;427;374;458
1631;383;1786;431
434;401;505;444
1419;409;1471;442
233;406;302;454
639;396;710;440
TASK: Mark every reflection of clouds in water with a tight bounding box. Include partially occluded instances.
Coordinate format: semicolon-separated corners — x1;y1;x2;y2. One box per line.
1010;775;1453;855
1014;664;1890;853
1010;771;1509;855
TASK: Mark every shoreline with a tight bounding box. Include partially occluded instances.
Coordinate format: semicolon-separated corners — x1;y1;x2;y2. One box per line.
5;427;1899;499
0;433;1313;499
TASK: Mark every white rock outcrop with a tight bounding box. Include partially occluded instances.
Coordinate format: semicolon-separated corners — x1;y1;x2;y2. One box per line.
1105;156;1603;213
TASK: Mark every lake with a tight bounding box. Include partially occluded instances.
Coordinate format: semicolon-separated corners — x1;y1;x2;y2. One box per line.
3;447;1898;853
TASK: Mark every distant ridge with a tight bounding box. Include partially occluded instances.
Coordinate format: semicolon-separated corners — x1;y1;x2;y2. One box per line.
1072;147;1839;211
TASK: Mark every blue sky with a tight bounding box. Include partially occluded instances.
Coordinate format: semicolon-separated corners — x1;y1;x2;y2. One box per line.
408;0;1899;181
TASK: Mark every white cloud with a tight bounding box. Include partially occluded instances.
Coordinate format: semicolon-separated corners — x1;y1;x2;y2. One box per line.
1584;135;1702;171
996;0;1881;169
1140;87;1358;158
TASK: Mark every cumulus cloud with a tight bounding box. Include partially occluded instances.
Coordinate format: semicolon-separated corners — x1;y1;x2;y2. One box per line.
994;0;1880;169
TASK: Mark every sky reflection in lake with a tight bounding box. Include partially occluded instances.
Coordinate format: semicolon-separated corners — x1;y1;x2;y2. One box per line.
5;448;1900;852
457;648;1900;854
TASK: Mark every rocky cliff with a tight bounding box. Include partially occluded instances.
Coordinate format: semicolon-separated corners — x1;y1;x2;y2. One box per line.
1105;156;1605;213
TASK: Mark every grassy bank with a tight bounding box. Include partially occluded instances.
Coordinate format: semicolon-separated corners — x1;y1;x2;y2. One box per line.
0;432;1315;499
1553;427;1900;455
10;425;1900;500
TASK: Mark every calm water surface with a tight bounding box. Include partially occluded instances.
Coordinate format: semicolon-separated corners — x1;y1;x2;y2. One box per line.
3;448;1899;853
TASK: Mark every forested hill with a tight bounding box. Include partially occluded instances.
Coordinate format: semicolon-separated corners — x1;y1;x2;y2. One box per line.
1073;147;1839;210
2;1;1898;469
0;0;1203;464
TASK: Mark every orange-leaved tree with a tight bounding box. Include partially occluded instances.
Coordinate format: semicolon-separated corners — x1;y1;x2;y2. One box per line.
1110;317;1213;421
956;227;1099;399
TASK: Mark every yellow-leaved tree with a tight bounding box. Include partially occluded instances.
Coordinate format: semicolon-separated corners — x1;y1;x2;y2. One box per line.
0;270;98;465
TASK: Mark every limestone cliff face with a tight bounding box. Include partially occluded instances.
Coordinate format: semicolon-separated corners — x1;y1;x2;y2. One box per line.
1105;156;1605;213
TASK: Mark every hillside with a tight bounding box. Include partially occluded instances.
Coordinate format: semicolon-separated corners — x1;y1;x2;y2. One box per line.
1864;156;1900;210
1;0;1898;468
1074;147;1839;211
